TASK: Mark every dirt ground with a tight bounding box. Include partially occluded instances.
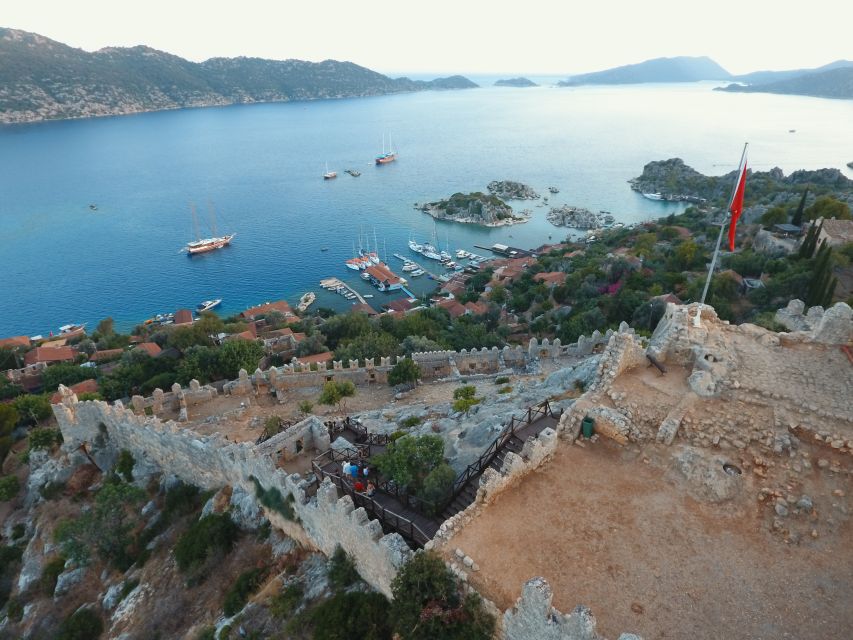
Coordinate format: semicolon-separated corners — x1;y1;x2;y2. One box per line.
445;439;852;640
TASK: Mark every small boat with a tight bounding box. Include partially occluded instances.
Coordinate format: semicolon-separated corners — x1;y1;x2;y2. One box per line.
323;162;337;180
345;169;362;177
364;294;374;298
410;269;424;277
88;204;98;211
58;324;86;338
320;247;329;252
408;240;423;253
788;129;796;133
548;187;559;194
361;272;371;280
402;263;417;272
297;292;316;312
455;249;469;259
345;258;363;271
196;299;222;313
642;192;664;201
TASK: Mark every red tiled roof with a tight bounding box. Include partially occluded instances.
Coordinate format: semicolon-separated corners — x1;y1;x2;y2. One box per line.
0;336;30;349
136;342;162;357
265;327;295;338
24;346;77;366
464;301;489;316
230;331;258;341
90;348;124;362
240;300;294;319
387;299;414;313
174;309;194;325
534;272;567;286
51;378;99;403
352;303;379;316
296;351;334;364
365;263;401;285
291;332;307;342
437;298;467;319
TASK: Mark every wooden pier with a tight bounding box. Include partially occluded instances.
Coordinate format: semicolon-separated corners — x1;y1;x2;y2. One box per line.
319;278;366;304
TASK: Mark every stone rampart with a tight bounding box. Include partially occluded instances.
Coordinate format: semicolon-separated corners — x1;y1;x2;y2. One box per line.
51;390;411;597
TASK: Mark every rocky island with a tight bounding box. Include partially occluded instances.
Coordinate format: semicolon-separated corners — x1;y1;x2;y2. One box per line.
417;192;528;226
546;205;614;229
486;180;540;200
494;77;538;87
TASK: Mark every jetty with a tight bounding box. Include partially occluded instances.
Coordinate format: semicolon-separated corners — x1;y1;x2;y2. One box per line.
319;278;366;304
475;243;533;258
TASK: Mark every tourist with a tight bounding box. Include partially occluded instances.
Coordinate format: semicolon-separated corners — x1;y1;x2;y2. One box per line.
342;461;351;477
366;481;376;497
362;465;369;479
350;463;359;480
354;479;365;492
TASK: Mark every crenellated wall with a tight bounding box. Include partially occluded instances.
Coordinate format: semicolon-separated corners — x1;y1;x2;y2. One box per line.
51;391;412;597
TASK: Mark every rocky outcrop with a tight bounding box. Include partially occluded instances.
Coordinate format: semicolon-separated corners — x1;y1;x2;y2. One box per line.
546;206;611;229
487;181;540;200
419;192;528;227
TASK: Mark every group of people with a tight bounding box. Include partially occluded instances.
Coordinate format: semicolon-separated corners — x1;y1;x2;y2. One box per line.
342;460;376;497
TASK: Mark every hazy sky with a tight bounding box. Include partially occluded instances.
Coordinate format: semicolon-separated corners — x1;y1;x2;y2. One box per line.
4;0;852;76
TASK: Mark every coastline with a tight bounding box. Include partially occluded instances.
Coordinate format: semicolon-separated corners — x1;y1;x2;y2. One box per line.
419;205;530;227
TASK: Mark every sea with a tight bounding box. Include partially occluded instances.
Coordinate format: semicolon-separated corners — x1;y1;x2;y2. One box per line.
1;80;851;337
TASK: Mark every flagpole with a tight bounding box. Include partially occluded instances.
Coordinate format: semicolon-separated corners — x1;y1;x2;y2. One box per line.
693;142;749;327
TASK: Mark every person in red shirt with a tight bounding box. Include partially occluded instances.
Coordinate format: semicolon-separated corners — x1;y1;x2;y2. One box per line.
354;480;365;492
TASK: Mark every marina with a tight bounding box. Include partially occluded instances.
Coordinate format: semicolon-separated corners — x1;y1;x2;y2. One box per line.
319;278;366;304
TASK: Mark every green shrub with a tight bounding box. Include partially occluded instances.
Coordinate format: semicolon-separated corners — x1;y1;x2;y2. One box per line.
390;551;494;640
327;545;359;591
399;416;421;429
573;379;586;392
310;591;392;640
174;514;239;573
6;597;23;622
120;578;139;601
223;568;265;616
388;358;421;387
497;386;512;394
12;523;25;540
116;449;135;482
164;481;202;518
77;392;103;402
453;385;476;400
298;400;314;415
56;607;104;639
418;463;456;513
39;480;66;501
195;627;216;640
270;583;304;618
40;555;67;595
373;435;445;492
0;475;20;501
251;477;295;520
494;376;510;385
28;427;62;450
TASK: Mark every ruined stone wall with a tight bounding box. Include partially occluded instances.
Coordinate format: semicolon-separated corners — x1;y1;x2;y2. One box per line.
52;392;411;597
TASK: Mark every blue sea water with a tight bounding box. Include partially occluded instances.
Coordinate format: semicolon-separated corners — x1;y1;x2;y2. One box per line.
1;82;851;337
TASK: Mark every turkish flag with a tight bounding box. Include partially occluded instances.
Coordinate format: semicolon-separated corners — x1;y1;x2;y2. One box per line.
727;157;748;251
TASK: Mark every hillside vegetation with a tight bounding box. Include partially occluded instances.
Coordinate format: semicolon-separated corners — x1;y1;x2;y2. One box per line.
0;28;477;123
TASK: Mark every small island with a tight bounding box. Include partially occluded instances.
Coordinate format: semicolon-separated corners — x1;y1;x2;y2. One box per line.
494;77;538;88
546;205;613;229
417;192;529;226
487;180;540;200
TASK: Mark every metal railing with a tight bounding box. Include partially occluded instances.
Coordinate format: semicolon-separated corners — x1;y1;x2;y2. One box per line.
312;462;432;547
325;417;392;446
442;400;558;512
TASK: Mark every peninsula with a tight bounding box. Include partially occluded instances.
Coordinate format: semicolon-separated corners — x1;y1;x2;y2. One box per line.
417;192;528;226
716;66;853;100
0;28;478;124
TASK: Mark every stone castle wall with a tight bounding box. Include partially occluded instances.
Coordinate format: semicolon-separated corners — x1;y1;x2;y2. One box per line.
52;393;412;597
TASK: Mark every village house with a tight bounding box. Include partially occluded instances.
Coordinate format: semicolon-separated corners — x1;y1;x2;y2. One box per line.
436;298;467;319
174;309;194;326
0;336;31;350
533;271;567;287
135;342;163;357
814;217;853;247
89;348;124;362
23;346;77;367
240;300;296;322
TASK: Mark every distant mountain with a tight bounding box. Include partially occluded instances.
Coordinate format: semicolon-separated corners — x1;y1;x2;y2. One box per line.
717;67;853;99
0;28;478;123
558;56;730;86
494;77;538;87
731;59;853;85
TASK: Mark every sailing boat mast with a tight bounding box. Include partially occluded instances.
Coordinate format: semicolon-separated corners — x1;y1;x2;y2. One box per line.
208;202;218;237
191;204;201;241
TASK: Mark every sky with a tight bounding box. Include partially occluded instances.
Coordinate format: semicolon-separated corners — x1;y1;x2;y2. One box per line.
4;0;853;76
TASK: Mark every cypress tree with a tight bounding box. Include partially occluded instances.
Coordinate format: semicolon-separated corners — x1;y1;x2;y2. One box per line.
821;276;838;308
806;242;832;307
798;224;815;259
791;187;809;227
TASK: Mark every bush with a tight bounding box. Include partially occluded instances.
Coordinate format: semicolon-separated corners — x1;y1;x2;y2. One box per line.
39;480;65;500
327;545;360;591
40;555;67;595
115;449;134;482
298;400;314;416
251;477;296;520
453;385;476;400
388;358;421;387
56;607;104;640
270;583;304;618
390;552;494;640
399;416;421;429
494;376;510;385
497;386;512;394
164;481;202;518
12;523;25;540
6;597;23;622
310;591;392;640
195;627;216;640
223;567;265;616
12;394;52;425
28;427;63;450
373;435;445;492
0;475;20;501
174;514;239;573
418;463;455;512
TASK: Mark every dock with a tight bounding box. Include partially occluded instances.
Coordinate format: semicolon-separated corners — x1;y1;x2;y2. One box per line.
474;243;533;258
319;278;366;304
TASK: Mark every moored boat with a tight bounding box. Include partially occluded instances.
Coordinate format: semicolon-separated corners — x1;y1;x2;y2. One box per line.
196;299;222;313
375;134;397;164
642;192;664;201
323;162;337;180
185;204;235;255
58;324;86;339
